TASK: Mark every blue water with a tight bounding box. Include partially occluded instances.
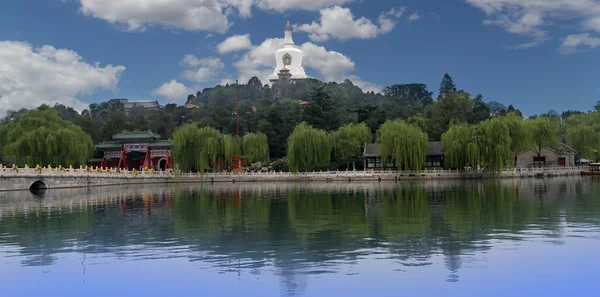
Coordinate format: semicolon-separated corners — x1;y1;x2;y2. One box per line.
0;178;599;296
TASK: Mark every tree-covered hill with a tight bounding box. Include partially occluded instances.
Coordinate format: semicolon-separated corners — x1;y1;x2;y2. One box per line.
10;72;597;167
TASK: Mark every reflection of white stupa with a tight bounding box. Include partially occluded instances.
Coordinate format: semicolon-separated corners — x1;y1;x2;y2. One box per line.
269;21;307;84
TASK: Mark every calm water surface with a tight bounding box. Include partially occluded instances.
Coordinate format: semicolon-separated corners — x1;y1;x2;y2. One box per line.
1;178;600;296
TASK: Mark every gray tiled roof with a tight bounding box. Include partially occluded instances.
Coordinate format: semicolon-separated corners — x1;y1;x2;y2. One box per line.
427;141;443;156
363;143;381;157
363;142;444;157
560;143;577;155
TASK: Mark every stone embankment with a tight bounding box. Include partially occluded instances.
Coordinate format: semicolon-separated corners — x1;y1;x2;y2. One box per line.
0;164;585;192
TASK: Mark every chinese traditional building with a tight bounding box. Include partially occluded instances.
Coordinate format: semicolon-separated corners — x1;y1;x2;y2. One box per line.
363;142;445;170
88;131;173;171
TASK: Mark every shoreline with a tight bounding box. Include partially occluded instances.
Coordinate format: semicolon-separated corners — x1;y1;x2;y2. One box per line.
0;167;584;192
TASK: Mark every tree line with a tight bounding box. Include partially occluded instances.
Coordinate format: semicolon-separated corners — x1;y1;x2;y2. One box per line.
1;73;599;171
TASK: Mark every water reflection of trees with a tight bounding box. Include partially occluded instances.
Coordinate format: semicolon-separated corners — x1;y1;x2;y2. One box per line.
0;178;599;293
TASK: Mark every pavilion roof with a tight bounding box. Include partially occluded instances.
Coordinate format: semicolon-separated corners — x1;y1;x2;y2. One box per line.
113;131;161;140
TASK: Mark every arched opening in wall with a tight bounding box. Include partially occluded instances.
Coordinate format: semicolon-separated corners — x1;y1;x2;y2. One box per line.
159;159;167;171
29;180;48;194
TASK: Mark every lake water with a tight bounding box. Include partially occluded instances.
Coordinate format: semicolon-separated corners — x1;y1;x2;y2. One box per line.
1;178;599;297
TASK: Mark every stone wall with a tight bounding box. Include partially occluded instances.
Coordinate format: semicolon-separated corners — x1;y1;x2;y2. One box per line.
0;175;173;192
517;148;575;167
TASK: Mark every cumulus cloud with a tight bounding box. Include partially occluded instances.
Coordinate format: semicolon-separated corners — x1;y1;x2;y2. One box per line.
75;0;354;33
152;79;192;101
301;42;355;81
0;41;125;116
297;6;405;42
77;0;232;33
217;34;252;54
465;0;600;49
233;37;377;92
560;33;600;54
180;55;224;83
256;0;353;13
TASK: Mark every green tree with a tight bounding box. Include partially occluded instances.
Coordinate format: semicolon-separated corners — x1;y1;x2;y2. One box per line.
528;117;559;160
242;133;269;164
303;86;340;131
377;119;428;171
287;122;332;172
442;122;474;170
332;123;372;169
469;94;491;124
425;92;474;141
474;117;513;173
173;124;224;173
501;112;531;153
2;106;94;167
439;73;457;98
566;124;599;160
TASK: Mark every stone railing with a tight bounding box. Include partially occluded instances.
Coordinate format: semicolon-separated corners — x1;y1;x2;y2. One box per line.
177;166;584;178
0;164;173;177
0;164;585;179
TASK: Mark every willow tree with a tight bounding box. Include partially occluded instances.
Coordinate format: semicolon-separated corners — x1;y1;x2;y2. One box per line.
173;123;203;172
377;120;428;172
223;134;241;167
2;106;94;167
333;123;372;169
477;117;513;174
287;122;332;172
242;133;269;163
442;122;473;170
528;117;559;159
173;124;224;173
198;126;224;172
501;112;531;153
566;124;599;160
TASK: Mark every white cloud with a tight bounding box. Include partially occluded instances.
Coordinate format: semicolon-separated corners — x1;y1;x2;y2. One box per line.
77;0;233;33
75;0;354;33
560;33;600;53
296;6;405;42
219;77;236;86
301;42;355;81
180;55;224;83
0;41;125;115
408;12;422;22
234;38;283;84
152;79;192;101
217;34;252;54
346;75;382;93
233;37;377;92
465;0;600;49
256;0;353;12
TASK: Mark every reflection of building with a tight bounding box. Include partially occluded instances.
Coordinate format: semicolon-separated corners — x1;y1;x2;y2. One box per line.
269;22;308;85
516;144;576;167
363;142;445;170
88;131;173;171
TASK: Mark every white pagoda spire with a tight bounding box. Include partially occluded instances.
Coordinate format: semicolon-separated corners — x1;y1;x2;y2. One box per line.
283;21;294;48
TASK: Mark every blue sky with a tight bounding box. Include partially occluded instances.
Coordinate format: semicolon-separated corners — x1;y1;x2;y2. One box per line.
1;0;600;116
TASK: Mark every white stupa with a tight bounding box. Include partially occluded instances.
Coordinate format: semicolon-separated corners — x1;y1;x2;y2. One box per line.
269;21;307;84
